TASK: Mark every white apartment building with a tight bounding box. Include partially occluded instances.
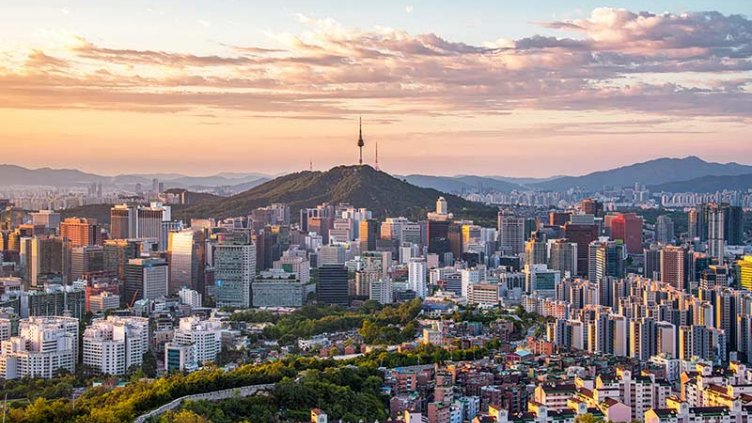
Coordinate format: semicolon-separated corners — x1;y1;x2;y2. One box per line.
82;316;149;375
0;316;79;379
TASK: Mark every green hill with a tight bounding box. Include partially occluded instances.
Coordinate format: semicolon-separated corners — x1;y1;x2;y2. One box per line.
178;165;497;224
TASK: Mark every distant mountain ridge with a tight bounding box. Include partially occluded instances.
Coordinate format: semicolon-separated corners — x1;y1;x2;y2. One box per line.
0;164;271;190
529;156;752;191
178;165;498;224
401;175;523;193
650;173;752;193
3;156;751;194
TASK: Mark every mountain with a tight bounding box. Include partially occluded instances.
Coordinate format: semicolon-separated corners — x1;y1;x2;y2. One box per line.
0;164;104;186
0;164;273;188
650;173;752;193
178;165;498;224
403;175;522;193
530;156;752;192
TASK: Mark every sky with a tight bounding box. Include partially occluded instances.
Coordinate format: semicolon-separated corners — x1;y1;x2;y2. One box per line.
0;1;751;177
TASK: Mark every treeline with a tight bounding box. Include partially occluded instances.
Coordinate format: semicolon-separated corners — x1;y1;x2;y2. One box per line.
230;300;423;346
158;366;387;423
6;341;499;423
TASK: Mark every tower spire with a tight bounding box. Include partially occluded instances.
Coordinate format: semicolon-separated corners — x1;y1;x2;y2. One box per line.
357;116;365;165
375;142;380;171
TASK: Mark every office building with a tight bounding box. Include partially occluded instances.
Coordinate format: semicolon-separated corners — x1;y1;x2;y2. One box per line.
60;217;99;247
318;245;346;266
30;210;60;229
29;236;64;287
124;258;168;304
252;270;311;308
168;229;204;294
605;213;643;254
213;232;256;308
103;239;141;282
110;204;137;239
564;223;598;276
69;245;104;282
317;264;349;306
498;211;525;256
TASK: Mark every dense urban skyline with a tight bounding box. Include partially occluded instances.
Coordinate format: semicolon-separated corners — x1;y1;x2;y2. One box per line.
1;1;751;175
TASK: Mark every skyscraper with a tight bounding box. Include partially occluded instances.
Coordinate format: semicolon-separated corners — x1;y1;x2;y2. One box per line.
30;210;60;229
30;236;64;287
408;257;428;298
498;211;525;256
359;219;379;253
547;239;578;278
168;229;203;295
125;258;168;304
564;223;598;276
213;232;256;308
660;246;686;291
60;218;99;247
605;213;643;254
588;239;625;283
738;256;752;291
655;215;675;244
110;204;137;239
706;203;725;260
317;264;349;306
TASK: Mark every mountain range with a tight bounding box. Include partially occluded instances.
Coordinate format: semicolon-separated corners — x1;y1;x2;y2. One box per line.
2;156;752;194
0;164;270;191
177;165;498;225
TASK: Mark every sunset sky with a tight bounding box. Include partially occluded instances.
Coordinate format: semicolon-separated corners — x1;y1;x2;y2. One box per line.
1;1;751;177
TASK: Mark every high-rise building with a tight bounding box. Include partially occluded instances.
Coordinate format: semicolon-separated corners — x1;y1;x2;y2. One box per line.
168;229;203;295
706;203;725;260
317;264;349;306
605;213;643;254
318;245;346;267
655;215;675;244
588;239;625;283
69;245;104;282
213;232;256;308
110;204;137;239
30;210;60;229
60;217;99;247
124;258;168;304
178;287;202;308
359;219;379;253
547;239;578;278
82;316;149;375
688;208;700;240
660;246;686;291
643;246;661;280
427;220;451;263
738;256;752;291
524;235;547;268
29;236;64;287
564;223;598;276
408;257;428;298
549;211;571;227
137;203;169;241
580;199;603;218
166;316;222;371
0;316;79;379
103;239;141;282
498;211;525;256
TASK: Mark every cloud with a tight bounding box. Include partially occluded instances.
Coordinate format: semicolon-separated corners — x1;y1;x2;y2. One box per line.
1;8;750;120
405;5;414;14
